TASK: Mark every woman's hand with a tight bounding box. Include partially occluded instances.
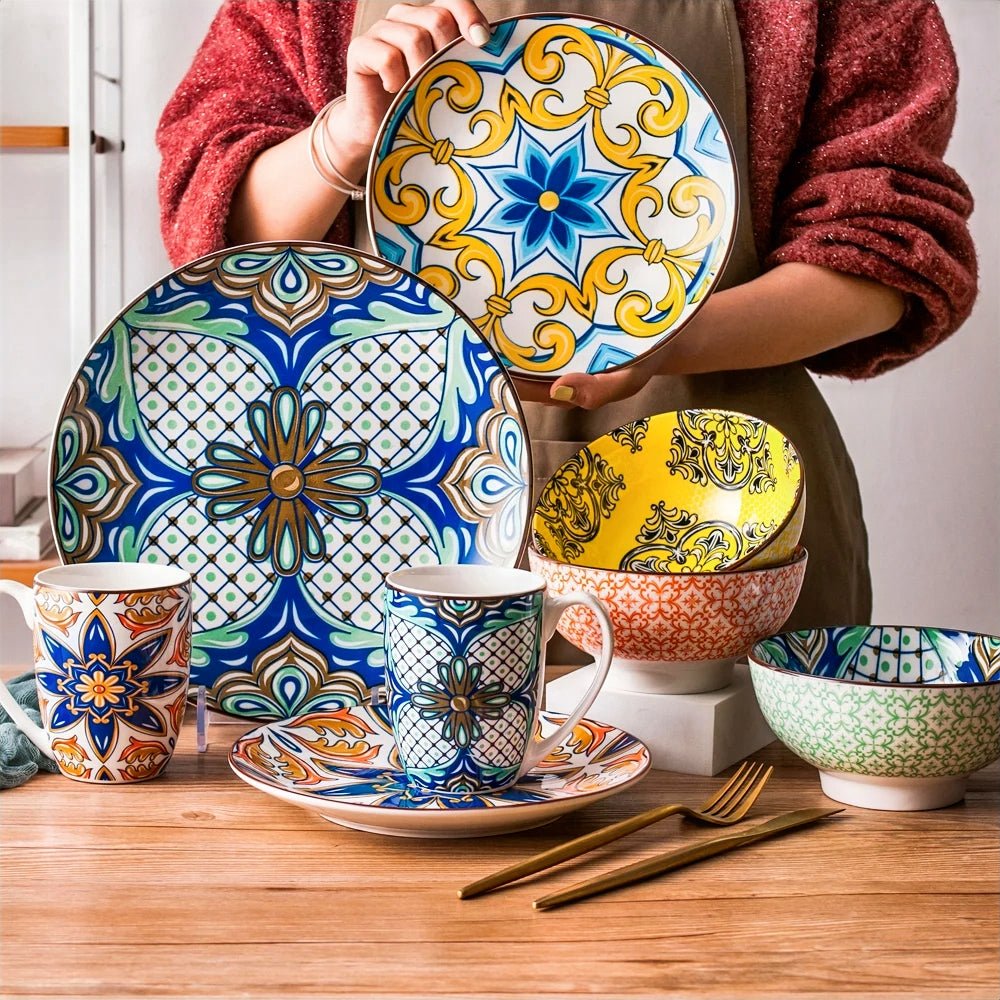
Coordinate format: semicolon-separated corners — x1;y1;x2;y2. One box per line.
510;263;906;410
511;352;665;410
332;0;491;170
229;0;490;245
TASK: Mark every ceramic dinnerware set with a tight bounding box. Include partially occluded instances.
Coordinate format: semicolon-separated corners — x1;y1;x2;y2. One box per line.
529;409;808;696
0;14;997;835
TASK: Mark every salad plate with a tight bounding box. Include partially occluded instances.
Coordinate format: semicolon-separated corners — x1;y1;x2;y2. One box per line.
50;243;531;719
368;13;737;381
229;706;651;838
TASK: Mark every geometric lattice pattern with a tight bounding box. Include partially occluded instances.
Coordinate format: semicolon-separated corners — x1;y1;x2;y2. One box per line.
142;495;266;628
470;704;529;769
853;627;953;683
51;244;530;719
386;617;451;691
470;619;539;691
309;494;440;632
384;587;543;793
131;332;260;466
302;329;446;466
394;700;456;769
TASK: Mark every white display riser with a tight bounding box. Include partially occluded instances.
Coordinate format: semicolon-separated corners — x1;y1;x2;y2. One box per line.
546;661;775;776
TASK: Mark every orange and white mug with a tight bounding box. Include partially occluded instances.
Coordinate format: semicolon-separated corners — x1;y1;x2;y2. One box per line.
0;563;192;783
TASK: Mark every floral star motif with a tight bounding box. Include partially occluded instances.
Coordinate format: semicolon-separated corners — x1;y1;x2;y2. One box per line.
470;125;622;278
36;610;185;761
411;655;511;749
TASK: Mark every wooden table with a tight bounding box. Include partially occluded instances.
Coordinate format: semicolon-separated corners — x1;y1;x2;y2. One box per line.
1;689;997;1000
0;559;58;588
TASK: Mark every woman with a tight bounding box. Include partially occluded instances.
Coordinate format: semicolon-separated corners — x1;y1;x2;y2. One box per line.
157;0;977;629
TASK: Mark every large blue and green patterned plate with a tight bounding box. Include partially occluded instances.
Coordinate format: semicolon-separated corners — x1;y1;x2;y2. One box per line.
367;13;737;381
49;243;531;719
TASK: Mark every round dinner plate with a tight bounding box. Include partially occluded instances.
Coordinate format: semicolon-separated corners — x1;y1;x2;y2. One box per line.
50;243;531;719
368;13;737;381
229;706;651;838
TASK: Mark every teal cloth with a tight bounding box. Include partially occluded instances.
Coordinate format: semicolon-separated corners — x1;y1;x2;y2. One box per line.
0;672;59;789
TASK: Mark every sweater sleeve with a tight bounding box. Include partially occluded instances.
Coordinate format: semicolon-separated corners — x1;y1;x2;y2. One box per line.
766;0;977;379
156;0;352;267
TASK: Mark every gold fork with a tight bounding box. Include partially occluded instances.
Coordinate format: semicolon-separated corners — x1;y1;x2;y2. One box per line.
458;760;774;899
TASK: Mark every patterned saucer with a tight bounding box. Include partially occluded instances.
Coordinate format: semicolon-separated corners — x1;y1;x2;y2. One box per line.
368;13;737;380
50;243;530;719
228;705;651;838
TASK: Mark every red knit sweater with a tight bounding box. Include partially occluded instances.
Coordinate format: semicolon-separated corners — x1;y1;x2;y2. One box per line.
157;0;977;379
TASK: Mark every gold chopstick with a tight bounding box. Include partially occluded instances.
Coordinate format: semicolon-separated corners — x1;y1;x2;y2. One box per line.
532;806;844;911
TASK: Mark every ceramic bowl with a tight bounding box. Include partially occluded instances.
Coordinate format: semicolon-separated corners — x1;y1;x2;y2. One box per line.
749;626;1000;811
531;409;805;574
529;546;807;694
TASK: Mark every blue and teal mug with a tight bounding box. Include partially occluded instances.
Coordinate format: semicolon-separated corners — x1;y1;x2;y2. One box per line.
382;565;614;794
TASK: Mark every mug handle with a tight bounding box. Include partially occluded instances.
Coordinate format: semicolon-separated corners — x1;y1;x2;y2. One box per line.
518;590;615;777
0;580;56;760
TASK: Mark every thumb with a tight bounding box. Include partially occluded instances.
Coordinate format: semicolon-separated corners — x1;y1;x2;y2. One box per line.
548;370;639;410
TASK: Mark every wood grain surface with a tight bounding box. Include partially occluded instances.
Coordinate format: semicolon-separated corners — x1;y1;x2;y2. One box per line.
0;559;58;587
1;679;997;1000
0;126;70;149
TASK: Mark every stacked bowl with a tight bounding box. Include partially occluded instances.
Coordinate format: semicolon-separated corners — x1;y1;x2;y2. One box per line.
529;409;808;694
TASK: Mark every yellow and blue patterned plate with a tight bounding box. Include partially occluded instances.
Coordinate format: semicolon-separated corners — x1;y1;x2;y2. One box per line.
532;409;804;573
229;705;650;838
367;13;737;381
49;243;531;719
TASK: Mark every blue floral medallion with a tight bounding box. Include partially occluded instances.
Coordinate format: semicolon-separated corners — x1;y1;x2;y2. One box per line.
192;386;382;577
410;655;512;749
370;14;737;378
36;610;185;761
467;125;622;279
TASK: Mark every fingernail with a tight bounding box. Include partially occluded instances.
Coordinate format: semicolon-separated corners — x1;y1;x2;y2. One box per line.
469;23;490;47
551;385;575;402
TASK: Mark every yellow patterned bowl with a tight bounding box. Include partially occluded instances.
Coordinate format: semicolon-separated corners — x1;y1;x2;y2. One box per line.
532;409;804;573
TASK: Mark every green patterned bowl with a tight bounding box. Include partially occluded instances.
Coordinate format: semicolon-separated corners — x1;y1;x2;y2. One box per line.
749;626;1000;811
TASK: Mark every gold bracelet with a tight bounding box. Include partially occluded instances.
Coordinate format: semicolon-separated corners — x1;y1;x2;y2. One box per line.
308;96;365;200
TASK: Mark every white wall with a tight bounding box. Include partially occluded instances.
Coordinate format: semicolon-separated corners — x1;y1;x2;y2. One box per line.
119;0;218;299
1;0;998;666
0;2;71;451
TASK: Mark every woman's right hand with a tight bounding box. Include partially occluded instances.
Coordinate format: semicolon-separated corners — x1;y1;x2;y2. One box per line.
331;0;491;170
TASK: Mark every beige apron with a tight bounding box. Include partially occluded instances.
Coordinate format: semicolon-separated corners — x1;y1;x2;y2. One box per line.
350;0;872;643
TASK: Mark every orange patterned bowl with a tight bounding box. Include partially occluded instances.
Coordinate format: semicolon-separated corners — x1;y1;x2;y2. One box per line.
529;546;807;694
